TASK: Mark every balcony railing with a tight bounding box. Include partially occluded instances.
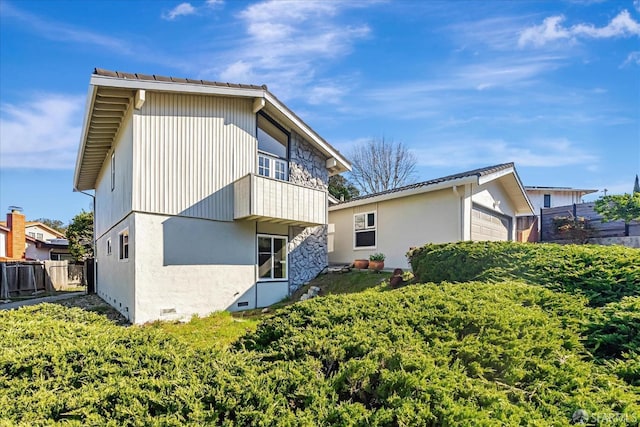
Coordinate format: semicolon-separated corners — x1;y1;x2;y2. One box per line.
234;174;327;226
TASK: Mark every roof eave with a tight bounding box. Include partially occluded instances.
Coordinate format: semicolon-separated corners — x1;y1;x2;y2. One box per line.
73;84;98;191
263;92;351;174
90;74;265;98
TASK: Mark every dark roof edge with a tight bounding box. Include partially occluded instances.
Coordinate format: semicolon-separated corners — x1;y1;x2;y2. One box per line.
94;68;268;91
334;162;515;206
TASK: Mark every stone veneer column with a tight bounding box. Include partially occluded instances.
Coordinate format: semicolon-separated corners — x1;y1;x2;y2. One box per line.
287;131;329;293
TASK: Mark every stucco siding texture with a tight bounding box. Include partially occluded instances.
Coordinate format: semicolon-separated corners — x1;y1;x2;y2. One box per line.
132;92;256;222
329;189;461;269
96;213;136;322
132;213;258;324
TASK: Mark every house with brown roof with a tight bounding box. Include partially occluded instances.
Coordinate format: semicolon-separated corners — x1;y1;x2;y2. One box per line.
73;68;350;324
328;163;534;269
0;210;71;261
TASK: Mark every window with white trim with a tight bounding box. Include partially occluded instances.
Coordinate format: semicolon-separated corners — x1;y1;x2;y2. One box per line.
354;212;376;248
118;229;129;261
257;235;287;280
257;113;289;181
543;194;551;208
36;232;43;240
111;152;116;191
106;238;112;256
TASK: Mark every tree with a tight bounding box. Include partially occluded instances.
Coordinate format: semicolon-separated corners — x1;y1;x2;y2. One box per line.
32;218;66;233
66;210;94;261
349;137;417;195
634;174;639;194
328;175;360;201
594;193;640;236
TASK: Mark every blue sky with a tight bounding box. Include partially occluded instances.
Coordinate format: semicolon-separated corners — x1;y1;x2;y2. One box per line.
1;0;639;224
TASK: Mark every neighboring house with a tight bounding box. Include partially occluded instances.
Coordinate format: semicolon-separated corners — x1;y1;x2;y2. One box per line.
516;186;598;241
0;210;71;261
328;163;534;269
25;222;65;242
73;68;350;324
525;186;597;214
0;224;9;259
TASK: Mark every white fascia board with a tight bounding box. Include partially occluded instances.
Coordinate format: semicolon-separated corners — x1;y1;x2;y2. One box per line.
73;84;98;191
90;75;264;99
487;169;535;215
525;187;598;195
264;92;351;173
329;176;476;211
477;167;513;185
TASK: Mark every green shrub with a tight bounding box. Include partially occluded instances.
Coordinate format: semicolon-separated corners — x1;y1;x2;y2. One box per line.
408;241;640;306
1;282;638;425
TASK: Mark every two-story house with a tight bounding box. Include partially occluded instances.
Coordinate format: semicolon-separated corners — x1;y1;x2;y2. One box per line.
73;69;350;324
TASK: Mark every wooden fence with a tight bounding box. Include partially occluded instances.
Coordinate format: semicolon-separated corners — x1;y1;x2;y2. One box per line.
540;202;640;242
0;260;85;299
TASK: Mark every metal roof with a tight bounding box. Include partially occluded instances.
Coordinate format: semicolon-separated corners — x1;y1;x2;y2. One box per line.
330;162;534;215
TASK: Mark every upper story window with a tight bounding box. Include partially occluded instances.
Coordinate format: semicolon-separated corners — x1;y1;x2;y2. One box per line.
543;194;551;208
36;232;43;240
257;113;289;181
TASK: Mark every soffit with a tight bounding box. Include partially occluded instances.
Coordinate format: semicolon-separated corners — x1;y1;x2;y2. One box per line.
75;87;134;191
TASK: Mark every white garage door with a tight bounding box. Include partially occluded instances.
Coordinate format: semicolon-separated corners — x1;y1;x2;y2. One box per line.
471;205;511;241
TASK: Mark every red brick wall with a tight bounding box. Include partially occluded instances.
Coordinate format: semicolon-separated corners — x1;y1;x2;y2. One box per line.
7;211;26;259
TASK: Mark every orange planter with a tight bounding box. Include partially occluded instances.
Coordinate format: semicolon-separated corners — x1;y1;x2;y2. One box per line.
369;260;384;271
354;259;369;269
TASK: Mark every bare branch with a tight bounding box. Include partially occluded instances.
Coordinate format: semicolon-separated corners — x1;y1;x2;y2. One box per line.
348;137;417;195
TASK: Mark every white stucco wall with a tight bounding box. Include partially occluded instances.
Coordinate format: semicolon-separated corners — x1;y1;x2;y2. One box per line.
329;180;522;269
132;213;261;324
0;231;6;258
96;213;135;321
329;188;461;269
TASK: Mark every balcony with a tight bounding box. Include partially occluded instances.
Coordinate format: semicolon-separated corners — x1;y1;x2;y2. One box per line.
234;174;327;226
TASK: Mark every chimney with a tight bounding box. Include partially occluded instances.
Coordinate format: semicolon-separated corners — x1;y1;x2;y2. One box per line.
7;208;26;259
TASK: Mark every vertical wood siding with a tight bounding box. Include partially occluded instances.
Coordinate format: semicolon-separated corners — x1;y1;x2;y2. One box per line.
234;174;327;225
132;92;256;221
95;111;134;238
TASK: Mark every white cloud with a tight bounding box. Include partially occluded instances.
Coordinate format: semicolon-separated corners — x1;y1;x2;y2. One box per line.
206;0;224;6
212;0;371;101
412;138;597;168
635;0;640;13
621;51;640;66
162;2;196;20
219;60;255;83
1;1;133;54
519;10;640;47
0;94;83;169
308;84;346;105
